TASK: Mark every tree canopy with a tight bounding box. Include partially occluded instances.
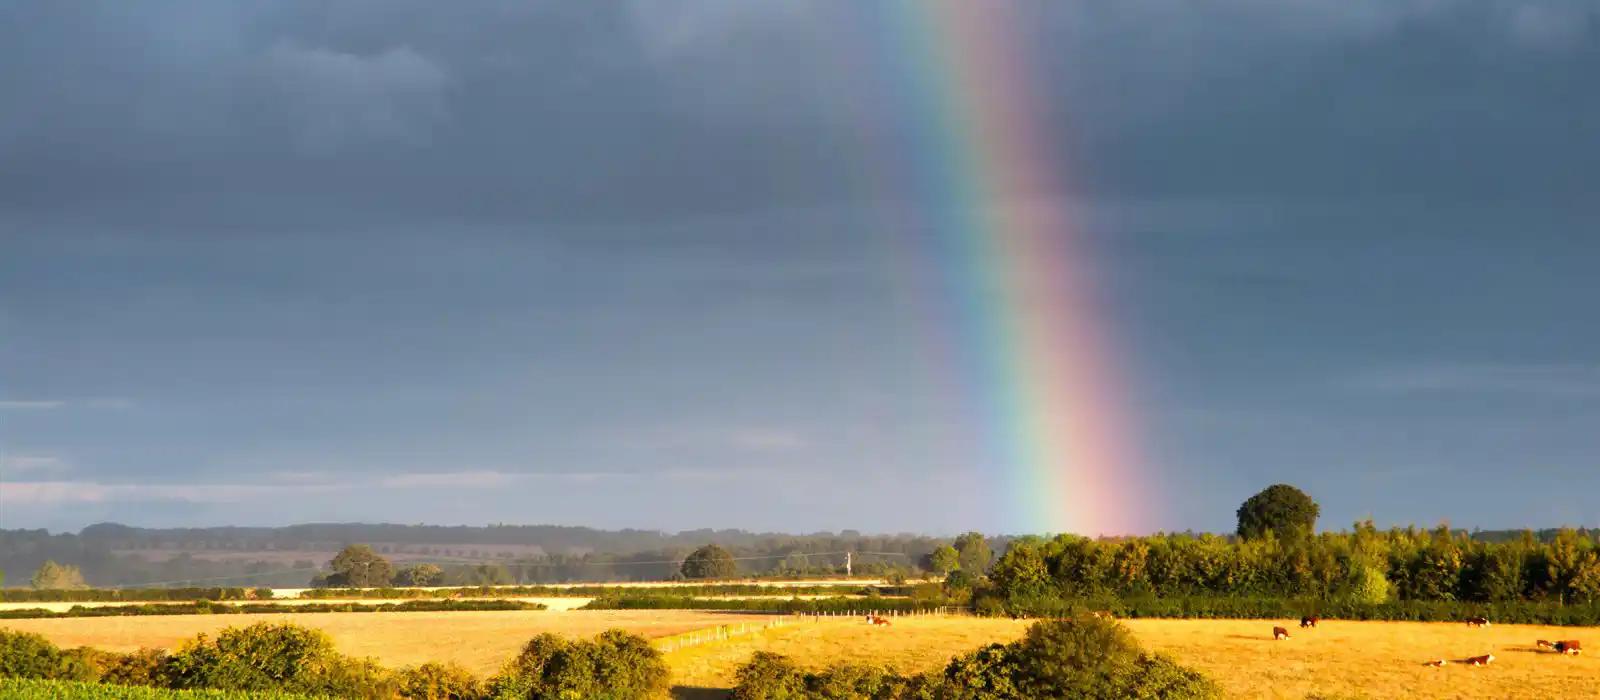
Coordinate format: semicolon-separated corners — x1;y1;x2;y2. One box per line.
30;560;87;590
954;532;992;574
681;544;738;580
326;545;395;588
1236;484;1320;541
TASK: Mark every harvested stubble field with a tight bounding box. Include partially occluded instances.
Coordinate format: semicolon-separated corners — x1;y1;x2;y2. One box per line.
0;609;764;676
665;616;1600;699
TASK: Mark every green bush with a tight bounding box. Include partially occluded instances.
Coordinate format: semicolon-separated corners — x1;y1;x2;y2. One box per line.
159;622;393;698
0;678;331;698
487;629;668;700
0;629;95;681
728;617;1222;700
731;652;808;700
395;661;485;699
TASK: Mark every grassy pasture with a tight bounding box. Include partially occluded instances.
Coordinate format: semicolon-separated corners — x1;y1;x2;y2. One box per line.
665;616;1600;699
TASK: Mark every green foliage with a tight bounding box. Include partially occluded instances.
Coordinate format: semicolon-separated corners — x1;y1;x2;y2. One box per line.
325;545;395;589
578;595;943;614
0;679;331;699
954;533;991;575
943;571;976;592
988;544;1050;598
732;652;808;700
729;617;1220;700
393;565;445;588
0;599;544;620
1344;562;1391;605
394;662;484;699
925;546;959;578
486;629;668;700
30;560;88;590
159;622;394;697
0;629;95;681
681;544;739;580
1236;484;1320;541
0;588;257;603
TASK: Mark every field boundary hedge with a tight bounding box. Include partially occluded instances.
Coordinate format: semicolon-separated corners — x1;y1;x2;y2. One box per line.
990;594;1600;626
297;583;911;599
579;595;944;613
0;588;265;603
0;599;544;620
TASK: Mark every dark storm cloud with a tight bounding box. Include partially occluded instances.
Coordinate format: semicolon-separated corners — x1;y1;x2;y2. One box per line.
3;0;1596;233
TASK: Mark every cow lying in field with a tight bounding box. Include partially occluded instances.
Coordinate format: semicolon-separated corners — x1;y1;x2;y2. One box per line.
1273;626;1290;640
1423;659;1449;667
865;615;892;627
1552;640;1582;656
1463;654;1495;666
1300;615;1319;629
1466;617;1490;628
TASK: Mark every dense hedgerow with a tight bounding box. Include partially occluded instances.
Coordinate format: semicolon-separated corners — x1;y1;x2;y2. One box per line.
298;584;909;600
0;679;332;699
0;599;545;621
982;594;1600;626
729;615;1223;700
579;595;944;613
0;589;261;603
983;524;1600;605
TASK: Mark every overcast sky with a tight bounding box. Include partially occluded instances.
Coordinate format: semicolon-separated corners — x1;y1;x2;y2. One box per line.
2;1;1597;536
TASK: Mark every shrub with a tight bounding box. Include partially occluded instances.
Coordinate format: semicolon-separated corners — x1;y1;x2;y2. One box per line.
396;661;485;699
1344;563;1391;605
101;649;171;687
0;678;331;698
160;622;392;697
804;664;907;699
488;629;668;700
731;652;807;700
0;629;95;681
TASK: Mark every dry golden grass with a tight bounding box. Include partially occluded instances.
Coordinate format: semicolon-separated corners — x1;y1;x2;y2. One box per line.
1;609;764;676
665;616;1600;699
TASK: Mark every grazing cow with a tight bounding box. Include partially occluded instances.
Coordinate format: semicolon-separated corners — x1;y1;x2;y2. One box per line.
1300;615;1320;629
1423;659;1449;667
1273;626;1290;641
1554;640;1582;656
1464;654;1495;666
1466;617;1490;628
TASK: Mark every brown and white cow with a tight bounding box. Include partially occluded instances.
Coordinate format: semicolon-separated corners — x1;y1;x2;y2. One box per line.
1464;654;1495;666
1273;626;1290;641
1554;640;1582;656
1466;617;1490;628
1300;615;1319;629
866;615;892;628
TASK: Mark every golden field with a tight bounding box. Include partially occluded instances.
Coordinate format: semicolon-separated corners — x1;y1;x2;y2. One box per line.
0;609;764;676
668;616;1600;699
5;611;1597;698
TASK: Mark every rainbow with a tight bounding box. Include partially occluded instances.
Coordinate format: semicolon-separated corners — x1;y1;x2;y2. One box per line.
836;3;1146;536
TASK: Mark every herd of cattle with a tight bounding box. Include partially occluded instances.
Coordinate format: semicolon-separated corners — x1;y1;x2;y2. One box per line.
1269;614;1582;667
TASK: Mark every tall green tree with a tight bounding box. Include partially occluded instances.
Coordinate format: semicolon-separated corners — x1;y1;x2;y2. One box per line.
394;564;444;587
925;545;960;577
1236;484;1320;541
30;560;87;589
325;545;394;588
681;544;738;580
954;532;992;575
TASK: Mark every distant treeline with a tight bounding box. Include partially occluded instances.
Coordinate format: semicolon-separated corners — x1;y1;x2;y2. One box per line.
3;525;990;588
982;522;1600;607
298;584;910;599
0;588;264;603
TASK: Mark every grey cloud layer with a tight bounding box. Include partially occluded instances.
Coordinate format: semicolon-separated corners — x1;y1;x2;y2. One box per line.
4;0;1595;231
